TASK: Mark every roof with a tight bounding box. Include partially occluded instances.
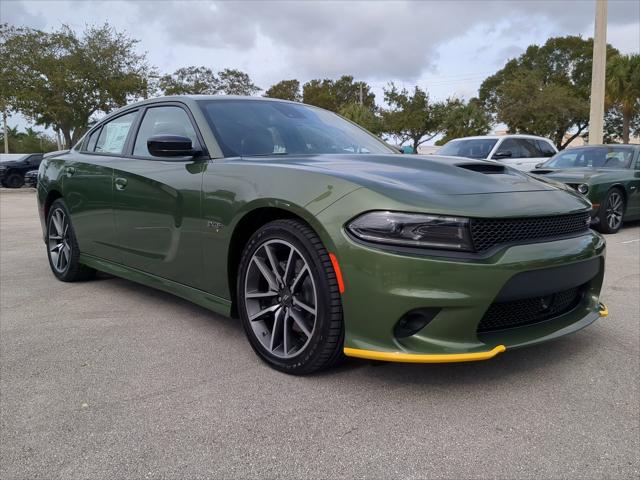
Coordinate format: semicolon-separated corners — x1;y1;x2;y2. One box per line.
563;144;639;149
448;134;555;141
93;95;304;126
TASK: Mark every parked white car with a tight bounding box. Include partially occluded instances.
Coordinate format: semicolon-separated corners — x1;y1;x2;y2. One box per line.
436;134;558;171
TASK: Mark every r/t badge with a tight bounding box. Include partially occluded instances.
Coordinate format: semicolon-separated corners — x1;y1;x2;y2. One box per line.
207;220;223;232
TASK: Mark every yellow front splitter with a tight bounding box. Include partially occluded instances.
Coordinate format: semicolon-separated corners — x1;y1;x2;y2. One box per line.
344;344;506;364
599;303;608;317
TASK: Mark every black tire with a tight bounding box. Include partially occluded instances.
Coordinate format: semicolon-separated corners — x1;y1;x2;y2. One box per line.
596;188;625;234
237;219;344;374
46;198;96;282
5;173;24;188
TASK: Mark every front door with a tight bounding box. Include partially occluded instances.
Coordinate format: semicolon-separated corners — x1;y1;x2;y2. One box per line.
627;151;640;218
493;138;548;171
110;104;208;289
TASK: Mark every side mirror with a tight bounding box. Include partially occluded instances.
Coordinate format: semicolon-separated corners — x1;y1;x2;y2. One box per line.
535;163;543;169
147;135;199;158
492;150;512;159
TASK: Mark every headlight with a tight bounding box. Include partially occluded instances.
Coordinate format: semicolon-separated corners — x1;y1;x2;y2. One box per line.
577;184;589;194
347;211;473;251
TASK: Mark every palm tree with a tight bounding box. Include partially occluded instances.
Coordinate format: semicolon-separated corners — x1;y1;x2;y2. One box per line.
606;54;640;144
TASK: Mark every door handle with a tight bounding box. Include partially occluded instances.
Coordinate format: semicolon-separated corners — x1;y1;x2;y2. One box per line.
114;177;128;190
65;166;75;177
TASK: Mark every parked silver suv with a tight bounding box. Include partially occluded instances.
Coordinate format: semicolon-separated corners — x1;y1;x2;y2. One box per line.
436;134;558;171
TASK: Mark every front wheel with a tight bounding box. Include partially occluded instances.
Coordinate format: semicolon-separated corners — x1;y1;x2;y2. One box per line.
237;219;344;374
596;189;625;234
46;199;96;281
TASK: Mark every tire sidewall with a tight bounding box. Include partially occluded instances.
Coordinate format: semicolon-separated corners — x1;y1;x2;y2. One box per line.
6;173;24;188
46;199;83;281
237;221;336;373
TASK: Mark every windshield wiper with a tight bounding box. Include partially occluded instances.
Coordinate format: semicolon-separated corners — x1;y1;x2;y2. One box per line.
241;152;290;158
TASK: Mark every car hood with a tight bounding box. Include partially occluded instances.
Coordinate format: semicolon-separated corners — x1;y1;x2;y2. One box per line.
530;168;615;183
0;161;22;168
258;154;556;195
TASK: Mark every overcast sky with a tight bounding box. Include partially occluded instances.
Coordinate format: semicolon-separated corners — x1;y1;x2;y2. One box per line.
3;0;639;134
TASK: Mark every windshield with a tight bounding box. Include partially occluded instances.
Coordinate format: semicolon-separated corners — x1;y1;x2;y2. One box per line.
436;139;497;159
198;99;395;157
543;146;634;170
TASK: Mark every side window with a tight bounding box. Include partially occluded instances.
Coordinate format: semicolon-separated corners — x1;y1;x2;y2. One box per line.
95;111;137;155
494;138;521;158
85;128;101;152
518;139;543;158
133;106;199;157
537;140;557;157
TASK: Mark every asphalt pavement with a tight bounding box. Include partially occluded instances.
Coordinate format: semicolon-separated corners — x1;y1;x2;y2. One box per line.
1;188;638;479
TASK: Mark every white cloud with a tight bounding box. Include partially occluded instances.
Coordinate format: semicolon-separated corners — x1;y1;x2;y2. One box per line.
3;0;639;132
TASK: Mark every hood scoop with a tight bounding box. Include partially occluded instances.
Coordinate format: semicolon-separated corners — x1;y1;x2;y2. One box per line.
530;169;554;174
456;163;507;174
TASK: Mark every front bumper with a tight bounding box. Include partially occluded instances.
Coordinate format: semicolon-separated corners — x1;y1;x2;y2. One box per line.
329;229;606;362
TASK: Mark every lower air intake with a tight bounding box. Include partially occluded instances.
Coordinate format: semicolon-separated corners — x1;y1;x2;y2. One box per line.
477;285;585;333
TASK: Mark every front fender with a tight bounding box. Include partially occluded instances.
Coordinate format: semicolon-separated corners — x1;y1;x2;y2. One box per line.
200;159;360;300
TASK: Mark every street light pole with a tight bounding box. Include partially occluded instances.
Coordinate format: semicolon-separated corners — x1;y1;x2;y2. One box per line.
588;0;608;145
3;109;8;154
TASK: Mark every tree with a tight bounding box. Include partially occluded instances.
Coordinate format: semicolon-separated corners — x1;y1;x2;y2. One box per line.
339;102;381;135
302;75;375;112
606;54;640;144
157;67;259;96
479;36;619;149
0;125;58;153
437;97;493;145
0;23;152;146
603;106;640;144
217;68;260;96
158;66;218;95
264;79;301;101
380;84;445;152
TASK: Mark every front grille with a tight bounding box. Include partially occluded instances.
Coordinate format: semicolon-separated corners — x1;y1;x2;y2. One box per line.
470;212;590;252
477;285;585;333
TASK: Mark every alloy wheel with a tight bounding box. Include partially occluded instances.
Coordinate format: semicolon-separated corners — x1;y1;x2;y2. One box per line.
605;192;623;231
48;208;72;273
244;239;317;359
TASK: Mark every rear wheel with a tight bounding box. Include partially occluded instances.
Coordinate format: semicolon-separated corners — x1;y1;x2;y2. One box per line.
5;173;24;188
237;219;344;374
596;188;625;234
46;199;96;281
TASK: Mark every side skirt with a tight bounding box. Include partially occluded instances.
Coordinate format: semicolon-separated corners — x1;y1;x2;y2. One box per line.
79;253;232;317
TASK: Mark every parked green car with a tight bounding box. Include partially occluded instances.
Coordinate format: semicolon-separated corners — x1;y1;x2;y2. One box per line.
532;145;640;234
37;96;607;374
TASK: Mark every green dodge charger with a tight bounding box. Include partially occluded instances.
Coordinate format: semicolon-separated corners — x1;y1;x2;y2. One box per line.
37;96;607;374
532;145;640;234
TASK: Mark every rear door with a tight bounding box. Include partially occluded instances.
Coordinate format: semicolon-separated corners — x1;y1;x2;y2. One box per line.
110;103;208;289
61;110;139;263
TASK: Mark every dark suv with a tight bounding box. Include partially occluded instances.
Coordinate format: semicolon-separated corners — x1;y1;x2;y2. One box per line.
0;153;43;188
